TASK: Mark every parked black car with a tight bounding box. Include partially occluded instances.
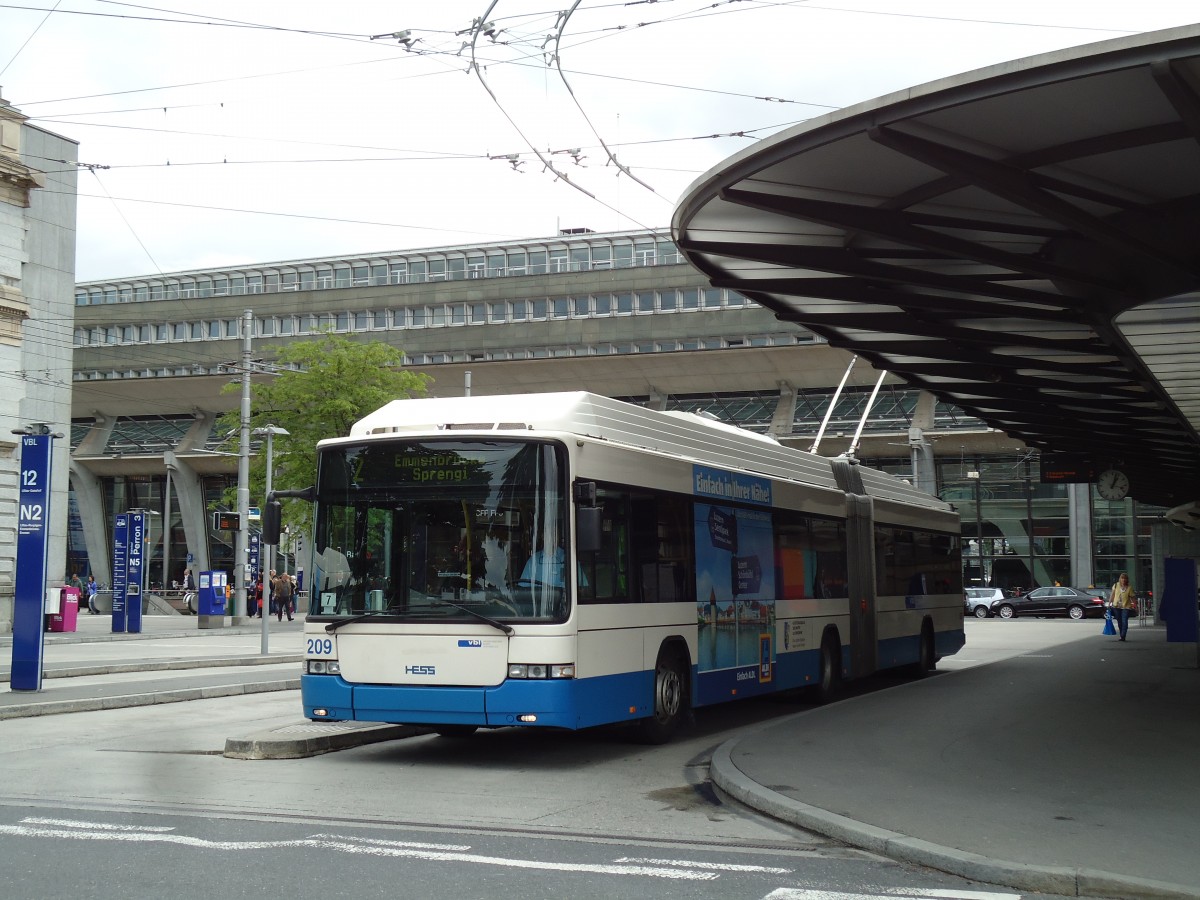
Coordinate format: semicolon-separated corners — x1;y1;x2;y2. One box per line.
990;586;1107;620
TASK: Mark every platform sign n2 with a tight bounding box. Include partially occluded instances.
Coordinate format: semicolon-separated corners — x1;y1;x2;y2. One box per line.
112;514;128;633
11;434;54;692
125;511;145;634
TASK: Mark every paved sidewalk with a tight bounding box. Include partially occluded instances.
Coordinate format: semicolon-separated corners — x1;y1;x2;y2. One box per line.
5;614;1199;897
710;625;1200;899
0;613;304;716
0;612;418;756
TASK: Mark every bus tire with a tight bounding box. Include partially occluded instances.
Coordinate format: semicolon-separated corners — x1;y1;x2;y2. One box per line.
812;631;841;704
433;725;478;738
912;622;936;676
636;647;689;745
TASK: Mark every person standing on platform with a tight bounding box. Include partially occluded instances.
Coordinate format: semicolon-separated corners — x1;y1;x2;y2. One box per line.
1109;572;1137;641
274;570;295;621
85;574;99;614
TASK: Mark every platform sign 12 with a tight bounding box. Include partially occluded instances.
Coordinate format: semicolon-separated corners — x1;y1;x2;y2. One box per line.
12;434;54;692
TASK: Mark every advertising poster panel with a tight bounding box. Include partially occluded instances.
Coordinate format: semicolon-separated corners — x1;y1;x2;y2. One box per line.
692;465;776;701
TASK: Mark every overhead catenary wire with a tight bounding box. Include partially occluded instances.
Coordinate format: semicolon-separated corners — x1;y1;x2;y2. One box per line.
0;0;60;78
6;0;1181;286
550;1;661;197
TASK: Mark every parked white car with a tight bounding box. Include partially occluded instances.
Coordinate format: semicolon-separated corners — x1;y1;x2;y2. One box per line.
964;587;1004;618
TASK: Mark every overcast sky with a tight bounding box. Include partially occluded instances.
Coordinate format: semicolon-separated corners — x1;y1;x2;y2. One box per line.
2;1;1197;282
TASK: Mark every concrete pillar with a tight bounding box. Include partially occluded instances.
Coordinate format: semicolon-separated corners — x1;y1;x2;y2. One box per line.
68;417;117;587
164;450;211;575
1068;482;1095;588
646;387;669;411
769;381;797;438
1150;520;1200;626
68;459;111;588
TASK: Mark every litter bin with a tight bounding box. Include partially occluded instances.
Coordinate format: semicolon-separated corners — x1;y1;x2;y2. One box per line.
47;587;79;633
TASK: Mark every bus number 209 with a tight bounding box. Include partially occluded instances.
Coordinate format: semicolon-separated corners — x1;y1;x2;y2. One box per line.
307;637;334;656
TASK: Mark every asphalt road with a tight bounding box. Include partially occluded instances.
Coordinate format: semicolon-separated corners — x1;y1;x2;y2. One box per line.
0;661;1055;899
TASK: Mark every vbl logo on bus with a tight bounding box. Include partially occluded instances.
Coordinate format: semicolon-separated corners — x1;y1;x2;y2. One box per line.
405;665;436;675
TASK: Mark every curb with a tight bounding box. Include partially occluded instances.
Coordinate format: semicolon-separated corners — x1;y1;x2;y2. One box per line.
0;654;302;684
0;679;300;720
709;737;1199;900
224;722;428;760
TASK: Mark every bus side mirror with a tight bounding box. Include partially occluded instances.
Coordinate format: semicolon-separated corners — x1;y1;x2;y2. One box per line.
577;506;602;554
262;500;282;544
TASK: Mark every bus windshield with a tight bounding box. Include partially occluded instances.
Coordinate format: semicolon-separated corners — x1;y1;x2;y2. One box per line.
310;439;568;623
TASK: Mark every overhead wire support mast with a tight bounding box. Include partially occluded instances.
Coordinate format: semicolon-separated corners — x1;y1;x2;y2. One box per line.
235;309;253;622
550;1;660;196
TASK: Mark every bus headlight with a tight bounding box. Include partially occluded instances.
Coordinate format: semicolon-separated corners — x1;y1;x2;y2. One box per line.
508;663;574;679
306;660;341;675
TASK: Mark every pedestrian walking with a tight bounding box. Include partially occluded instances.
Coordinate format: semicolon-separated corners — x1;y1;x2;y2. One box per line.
1109;572;1137;641
274;571;295;621
85;574;99;614
251;576;263;617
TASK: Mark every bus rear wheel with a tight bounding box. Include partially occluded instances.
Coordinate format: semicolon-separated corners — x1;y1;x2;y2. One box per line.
911;623;936;676
637;650;688;744
812;632;841;704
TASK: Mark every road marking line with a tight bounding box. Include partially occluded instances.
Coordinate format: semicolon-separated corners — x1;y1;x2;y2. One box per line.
764;888;1022;900
0;823;719;880
309;833;469;852
615;856;791;874
23;817;175;832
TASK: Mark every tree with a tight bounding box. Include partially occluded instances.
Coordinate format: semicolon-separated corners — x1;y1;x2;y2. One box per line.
217;334;431;532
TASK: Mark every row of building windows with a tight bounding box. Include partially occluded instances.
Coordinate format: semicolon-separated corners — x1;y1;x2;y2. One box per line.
74;287;751;348
75;235;682;306
71;332;815;381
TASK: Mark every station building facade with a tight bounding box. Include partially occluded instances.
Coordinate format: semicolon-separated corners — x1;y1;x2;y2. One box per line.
69;228;1160;607
0;96;76;631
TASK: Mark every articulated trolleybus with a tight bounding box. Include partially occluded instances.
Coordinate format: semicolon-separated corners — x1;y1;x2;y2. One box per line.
297;392;963;742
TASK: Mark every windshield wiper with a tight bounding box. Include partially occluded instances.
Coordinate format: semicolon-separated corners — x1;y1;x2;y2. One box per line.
323;609;394;633
432;600;514;635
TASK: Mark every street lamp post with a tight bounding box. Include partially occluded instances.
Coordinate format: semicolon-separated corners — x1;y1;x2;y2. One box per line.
235;310;252;628
253;424;289;656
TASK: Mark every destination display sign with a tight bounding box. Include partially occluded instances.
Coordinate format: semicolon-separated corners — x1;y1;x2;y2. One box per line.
1040;454;1097;484
331;442;531;492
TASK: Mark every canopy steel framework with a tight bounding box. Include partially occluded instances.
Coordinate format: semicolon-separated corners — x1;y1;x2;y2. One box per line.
674;25;1200;508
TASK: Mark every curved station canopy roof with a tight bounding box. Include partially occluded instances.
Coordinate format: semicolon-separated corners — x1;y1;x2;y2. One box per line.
673;25;1200;509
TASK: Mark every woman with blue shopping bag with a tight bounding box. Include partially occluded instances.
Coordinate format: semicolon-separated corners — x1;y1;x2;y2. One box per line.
1108;572;1137;641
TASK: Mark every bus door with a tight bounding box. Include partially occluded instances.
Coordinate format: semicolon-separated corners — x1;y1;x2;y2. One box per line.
844;494;878;678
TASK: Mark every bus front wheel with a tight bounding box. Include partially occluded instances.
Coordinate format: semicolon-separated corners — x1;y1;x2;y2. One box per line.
433;725;477;738
637;650;688;744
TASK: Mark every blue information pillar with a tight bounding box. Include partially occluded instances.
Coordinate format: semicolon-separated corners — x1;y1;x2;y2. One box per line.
126;510;145;634
249;532;261;615
11;433;55;692
111;514;128;633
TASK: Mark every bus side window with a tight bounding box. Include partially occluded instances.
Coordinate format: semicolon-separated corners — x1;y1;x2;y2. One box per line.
630;494;692;603
580;492;630;603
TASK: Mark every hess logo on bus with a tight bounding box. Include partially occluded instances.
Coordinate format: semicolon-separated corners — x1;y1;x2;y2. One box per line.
405;665;436;675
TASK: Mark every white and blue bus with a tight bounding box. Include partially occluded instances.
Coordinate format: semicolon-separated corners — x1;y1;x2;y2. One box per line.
293;392;963;742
